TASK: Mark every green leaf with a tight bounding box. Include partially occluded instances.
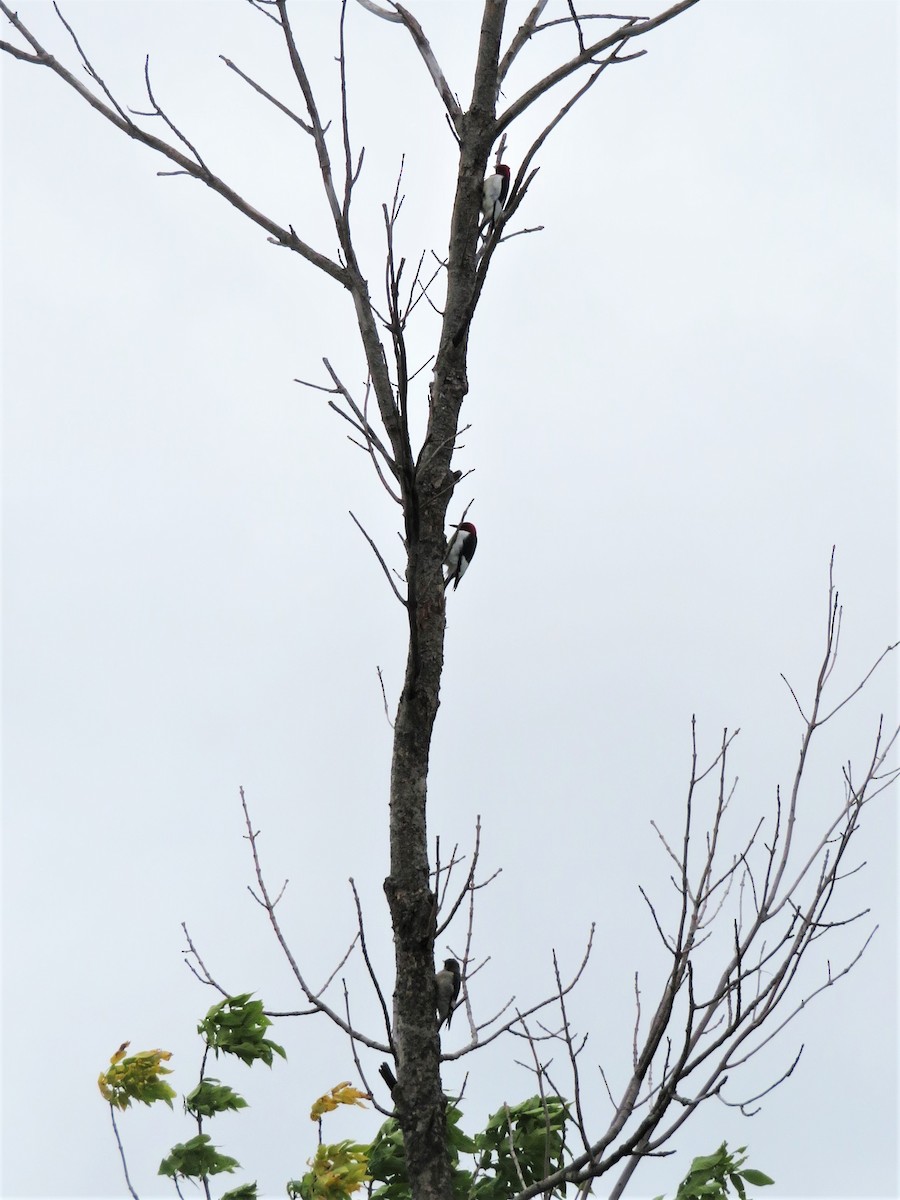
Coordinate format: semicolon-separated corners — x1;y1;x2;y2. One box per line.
366;1117;409;1200
185;1078;248;1117
470;1096;571;1196
158;1133;240;1179
686;1150;728;1175
739;1170;775;1187
670;1144;772;1200
197;994;286;1067
220;1184;258;1200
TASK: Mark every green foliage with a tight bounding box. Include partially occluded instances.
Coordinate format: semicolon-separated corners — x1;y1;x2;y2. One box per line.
156;996;284;1185
654;1142;774;1200
365;1114;407;1200
185;1077;249;1118
158;1132;240;1179
367;1095;569;1200
97;1043;176;1111
102;1004;771;1200
470;1096;570;1200
198;993;287;1067
289;1140;372;1200
367;1104;477;1200
220;1183;259;1200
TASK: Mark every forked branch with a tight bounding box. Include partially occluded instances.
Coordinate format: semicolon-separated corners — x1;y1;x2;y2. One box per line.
0;0;348;282
237;787;392;1052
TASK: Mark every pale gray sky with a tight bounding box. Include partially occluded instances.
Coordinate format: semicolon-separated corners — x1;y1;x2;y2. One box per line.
2;2;897;1198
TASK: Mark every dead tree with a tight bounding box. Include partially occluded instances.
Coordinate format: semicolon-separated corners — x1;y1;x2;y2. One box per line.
3;4;895;1200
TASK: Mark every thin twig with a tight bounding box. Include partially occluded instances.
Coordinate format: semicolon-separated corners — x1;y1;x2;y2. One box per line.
350;877;394;1049
109;1106;140;1200
52;2;132;123
220;55;313;132
349;510;407;605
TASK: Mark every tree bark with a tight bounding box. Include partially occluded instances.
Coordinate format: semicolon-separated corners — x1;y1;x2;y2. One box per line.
383;6;507;1199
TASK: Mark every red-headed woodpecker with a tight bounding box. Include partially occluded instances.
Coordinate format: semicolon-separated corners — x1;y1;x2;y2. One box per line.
481;164;510;229
444;522;477;591
435;958;461;1029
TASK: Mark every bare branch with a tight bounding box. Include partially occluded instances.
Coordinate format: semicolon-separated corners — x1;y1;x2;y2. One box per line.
0;37;42;62
133;55;210;173
720;1045;804;1115
339;0;362;223
436;817;486;936
271;1;403;459
314;936;363;1001
390;3;464;132
353;0;402;21
275;0;344;228
350;877;394;1048
52;1;131;124
780;671;809;724
497;0;700;132
341;981;390;1118
182;923;230;997
322;362;402;501
376;666;395;728
566;0;587;54
499;1;550;83
108;1106;140;1200
818;640;900;725
349;510;408;605
246;0;282;25
220;55;313;132
0;1;348;281
492;222;546;245
552;948;591;1153
238;787;391;1051
443;926;595;1061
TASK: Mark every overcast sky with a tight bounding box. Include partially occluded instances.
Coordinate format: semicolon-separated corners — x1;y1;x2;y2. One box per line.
2;2;897;1198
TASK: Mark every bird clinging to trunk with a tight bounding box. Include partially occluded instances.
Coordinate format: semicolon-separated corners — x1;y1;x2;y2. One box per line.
435;958;461;1029
481;163;510;232
444;522;477;591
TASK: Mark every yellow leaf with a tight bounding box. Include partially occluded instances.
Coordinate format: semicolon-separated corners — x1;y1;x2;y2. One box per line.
310;1082;369;1122
332;1084;370;1109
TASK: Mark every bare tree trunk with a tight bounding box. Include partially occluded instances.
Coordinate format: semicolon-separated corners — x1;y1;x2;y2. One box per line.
383;9;507;1197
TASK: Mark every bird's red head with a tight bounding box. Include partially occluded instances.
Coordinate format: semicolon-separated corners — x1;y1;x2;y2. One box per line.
457;521;477;535
496;164;510;179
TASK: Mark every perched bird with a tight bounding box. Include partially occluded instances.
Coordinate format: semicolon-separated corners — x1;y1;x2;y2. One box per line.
481;163;510;230
443;522;477;591
435;958;461;1029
